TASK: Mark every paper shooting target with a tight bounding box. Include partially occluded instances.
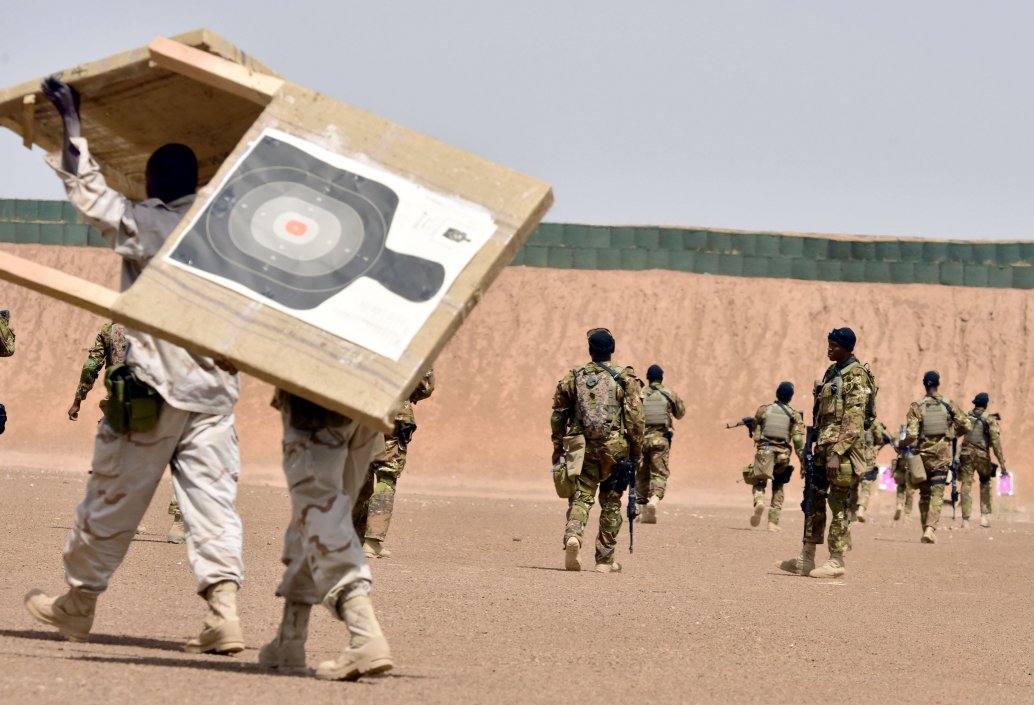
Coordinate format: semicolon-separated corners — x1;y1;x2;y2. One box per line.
169;135;446;310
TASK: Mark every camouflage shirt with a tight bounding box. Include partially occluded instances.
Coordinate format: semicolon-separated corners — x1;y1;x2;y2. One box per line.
814;356;876;456
961;407;1005;466
75;322;128;402
396;368;436;426
0;317;13;357
551;360;645;456
903;392;972;472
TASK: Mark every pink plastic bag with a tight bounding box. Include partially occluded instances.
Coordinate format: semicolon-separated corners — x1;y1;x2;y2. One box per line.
878;465;896;492
998;472;1014;497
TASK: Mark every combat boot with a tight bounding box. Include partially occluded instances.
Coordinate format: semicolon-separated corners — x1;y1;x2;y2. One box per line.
167;518;186;544
259;601;311;672
809;553;846;579
564;536;581;571
767;521;781;532
775;543;816;575
184;580;244;654
642;495;659;524
894;499;904;521
24;587;97;642
961;518;970;529
856;506;868;523
750;502;765;527
594;562;622;573
363;538;391;559
980;515;991;528
315;594;394;681
921;527;937;544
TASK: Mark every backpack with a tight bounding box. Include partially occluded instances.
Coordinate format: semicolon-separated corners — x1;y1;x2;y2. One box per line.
574;363;622;441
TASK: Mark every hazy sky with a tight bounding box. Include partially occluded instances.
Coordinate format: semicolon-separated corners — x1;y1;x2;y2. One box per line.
1;1;1032;240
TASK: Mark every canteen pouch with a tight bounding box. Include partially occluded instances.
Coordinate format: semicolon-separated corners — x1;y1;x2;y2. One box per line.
752;445;776;481
564;434;586;479
908;453;927;483
104;364;160;434
288;394;347;430
552;461;575;498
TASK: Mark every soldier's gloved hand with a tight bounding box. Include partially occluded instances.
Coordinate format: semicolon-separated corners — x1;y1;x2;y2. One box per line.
1002;467;1009;476
825;452;841;482
41;76;80;122
67;398;81;421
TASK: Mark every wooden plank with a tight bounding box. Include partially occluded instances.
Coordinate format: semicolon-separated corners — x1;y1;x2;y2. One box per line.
20;95;35;149
148;37;284;107
0;250;118;317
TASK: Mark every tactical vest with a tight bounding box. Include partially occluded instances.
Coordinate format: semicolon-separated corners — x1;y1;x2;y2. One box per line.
815;361;876;430
919;397;950;438
643;388;670;427
574;364;622;441
761;403;793;441
964;412;989;450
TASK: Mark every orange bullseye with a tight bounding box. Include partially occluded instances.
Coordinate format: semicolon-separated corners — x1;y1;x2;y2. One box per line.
285;219;308;237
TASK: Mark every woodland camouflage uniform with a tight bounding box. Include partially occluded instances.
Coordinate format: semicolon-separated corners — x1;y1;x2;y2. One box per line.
552;360;645;569
0;313;14;357
902;392;971;539
748;401;805;529
958;405;1006;524
852;418;889;521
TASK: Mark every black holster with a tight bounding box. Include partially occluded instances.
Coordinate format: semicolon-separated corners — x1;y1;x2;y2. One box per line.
104;365;161;434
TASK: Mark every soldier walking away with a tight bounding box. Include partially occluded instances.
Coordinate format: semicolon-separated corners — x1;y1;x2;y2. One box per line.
890;427;918;522
25;78;245;654
66;322;187;544
899;371;971;544
259;392;395;681
551;328;645;573
958;392;1007;529
852;418;891;523
0;309;14;357
777;327;876;579
354;368;436;558
746;382;804;532
636;364;685;524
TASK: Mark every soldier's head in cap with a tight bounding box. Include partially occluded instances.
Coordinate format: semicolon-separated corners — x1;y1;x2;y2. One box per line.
826;327;856;363
973;392;989;409
146;143;198;205
647;364;663;383
587;327;615;362
776;381;794;404
923;370;940;392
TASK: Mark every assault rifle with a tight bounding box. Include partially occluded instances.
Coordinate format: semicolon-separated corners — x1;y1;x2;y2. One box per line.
725;417;756;436
950;437;960;519
800;426;817;547
613;457;639;553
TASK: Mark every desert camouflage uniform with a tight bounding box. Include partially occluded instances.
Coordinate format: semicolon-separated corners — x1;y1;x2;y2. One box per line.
0;315;14;356
748;401;804;526
852;419;888;515
804;357;875;553
273;391;381;609
902;393;972;532
354;368;436;542
552;361;645;566
959;407;1006;520
44;137;243;598
635;381;686;504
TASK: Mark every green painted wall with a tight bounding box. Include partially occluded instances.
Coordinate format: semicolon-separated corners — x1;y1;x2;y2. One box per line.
1;200;1031;288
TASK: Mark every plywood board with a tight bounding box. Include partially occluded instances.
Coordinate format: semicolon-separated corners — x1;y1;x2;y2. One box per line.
0;33;553;432
0;29;276;200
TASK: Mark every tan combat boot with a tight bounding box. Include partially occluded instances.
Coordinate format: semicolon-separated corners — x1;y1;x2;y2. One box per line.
921;527;937;544
167;518;186;544
564;536;581;571
594;562;622;573
980;515;991;528
893;499;904;521
856;506;868;523
259;601;311;672
809;553;846;579
315;595;394;681
960;518;971;529
642;495;659;524
24;588;98;642
363;538;392;559
750;502;765;527
184;580;244;654
767;521;781;532
775;543;816;575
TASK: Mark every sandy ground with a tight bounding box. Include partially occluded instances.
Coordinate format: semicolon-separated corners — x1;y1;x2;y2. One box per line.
2;466;1032;705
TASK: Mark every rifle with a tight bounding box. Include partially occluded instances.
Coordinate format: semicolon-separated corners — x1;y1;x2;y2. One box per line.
800;426;817;547
950;437;960;519
612;457;639;553
725;417;756;437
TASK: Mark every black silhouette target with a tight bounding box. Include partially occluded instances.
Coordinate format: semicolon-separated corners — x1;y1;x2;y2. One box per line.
170;135;446;310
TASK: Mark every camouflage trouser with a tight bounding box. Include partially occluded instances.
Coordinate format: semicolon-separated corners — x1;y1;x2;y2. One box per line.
65;406;243;595
564;443;627;566
958;452;994;519
354;435;408;542
917;444;951;530
853;468;878;511
803;444;854;554
276;406;381;610
750;454;792;525
895;480;916;513
636;432;670;503
168;498;182;519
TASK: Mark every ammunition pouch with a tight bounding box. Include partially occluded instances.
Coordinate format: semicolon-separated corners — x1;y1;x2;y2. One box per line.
861;467;879;482
908;454;927;483
0;402;6;434
287;394;347;431
104;365;161;434
830;459;854;488
395;421;418;450
773;465;793;486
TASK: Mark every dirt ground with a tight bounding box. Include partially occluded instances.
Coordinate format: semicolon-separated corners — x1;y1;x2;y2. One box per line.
2;466;1032;705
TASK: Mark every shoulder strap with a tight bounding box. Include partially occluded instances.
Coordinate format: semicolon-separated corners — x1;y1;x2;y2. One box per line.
595;361;626;390
774;402;795;420
656;387;676;409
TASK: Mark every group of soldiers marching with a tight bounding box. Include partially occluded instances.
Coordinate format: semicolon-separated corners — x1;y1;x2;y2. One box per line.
550;326;1009;578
